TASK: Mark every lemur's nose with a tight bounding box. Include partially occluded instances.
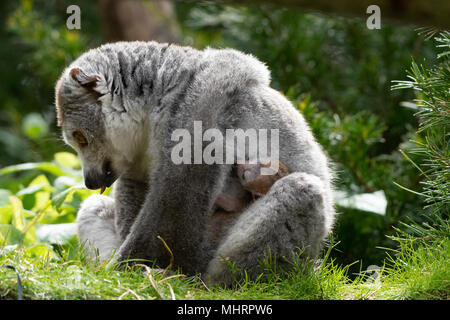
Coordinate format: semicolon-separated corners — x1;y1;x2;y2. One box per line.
84;172;102;190
84;161;117;190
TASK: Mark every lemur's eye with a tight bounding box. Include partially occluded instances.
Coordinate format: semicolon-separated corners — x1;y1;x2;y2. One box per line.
73;131;88;147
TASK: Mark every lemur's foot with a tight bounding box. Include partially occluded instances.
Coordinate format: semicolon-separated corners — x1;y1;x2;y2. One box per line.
236;158;290;196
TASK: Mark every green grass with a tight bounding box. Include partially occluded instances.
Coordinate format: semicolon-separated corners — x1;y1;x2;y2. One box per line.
1;235;448;300
378;237;450;299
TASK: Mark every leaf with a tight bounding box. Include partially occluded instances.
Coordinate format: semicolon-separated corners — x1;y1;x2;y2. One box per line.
23;223;37;246
54;152;81;169
0;162;67;177
31;191;51;212
0;206;13;224
334;190;388;215
22;112;49;140
29;174;51;187
51;183;86;209
0;225;24;245
16;184;46;197
0;189;12;206
54;176;79;191
17;175;53;212
36;223;77;245
9;196;25;231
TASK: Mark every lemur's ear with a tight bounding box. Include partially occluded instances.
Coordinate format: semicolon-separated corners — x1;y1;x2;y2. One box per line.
70;68;99;88
69;68;104;101
55;68;106;126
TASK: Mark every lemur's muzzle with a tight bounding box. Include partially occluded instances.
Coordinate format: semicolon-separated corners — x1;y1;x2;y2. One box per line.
84;160;117;193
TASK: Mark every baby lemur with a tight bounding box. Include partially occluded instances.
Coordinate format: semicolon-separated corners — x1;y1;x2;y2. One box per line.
209;158;290;248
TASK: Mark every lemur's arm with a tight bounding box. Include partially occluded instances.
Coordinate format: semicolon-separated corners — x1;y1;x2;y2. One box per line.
76;178;148;263
115;158;229;274
113;177;149;242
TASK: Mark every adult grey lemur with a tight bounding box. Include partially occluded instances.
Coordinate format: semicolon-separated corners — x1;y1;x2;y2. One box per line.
55;41;335;286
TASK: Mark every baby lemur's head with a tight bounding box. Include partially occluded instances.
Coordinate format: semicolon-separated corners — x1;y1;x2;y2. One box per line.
55;64;142;192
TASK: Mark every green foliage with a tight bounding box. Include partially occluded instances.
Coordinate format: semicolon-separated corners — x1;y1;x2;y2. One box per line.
382;31;450;299
289;94;423;270
0;152;108;262
22;113;49;140
393;31;450;216
296;94;387;193
381;225;450;299
8;0;85;84
0;0;101;166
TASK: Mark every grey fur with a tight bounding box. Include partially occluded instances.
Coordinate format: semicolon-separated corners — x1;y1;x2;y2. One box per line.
55;41;336;286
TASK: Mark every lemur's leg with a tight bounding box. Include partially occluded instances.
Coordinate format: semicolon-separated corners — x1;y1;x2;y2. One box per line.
205;172;335;286
77;195;119;263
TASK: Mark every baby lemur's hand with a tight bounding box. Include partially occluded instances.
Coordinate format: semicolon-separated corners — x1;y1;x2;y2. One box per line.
237;158;290;196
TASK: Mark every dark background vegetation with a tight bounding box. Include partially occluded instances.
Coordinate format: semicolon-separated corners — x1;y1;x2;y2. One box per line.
0;0;445;275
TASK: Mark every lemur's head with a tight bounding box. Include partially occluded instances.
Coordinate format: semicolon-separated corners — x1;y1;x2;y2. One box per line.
55;66;129;193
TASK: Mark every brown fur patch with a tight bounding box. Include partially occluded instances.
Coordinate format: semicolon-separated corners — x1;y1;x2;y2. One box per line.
54;77;65;127
69;67;80;80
